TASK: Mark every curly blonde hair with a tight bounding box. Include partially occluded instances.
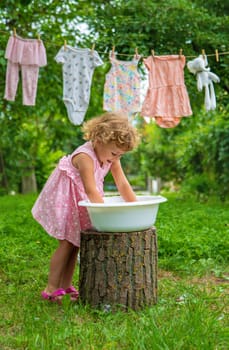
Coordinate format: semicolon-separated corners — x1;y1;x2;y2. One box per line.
82;112;139;152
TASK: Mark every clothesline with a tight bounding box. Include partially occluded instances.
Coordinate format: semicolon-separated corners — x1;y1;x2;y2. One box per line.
0;29;228;61
2;28;222;128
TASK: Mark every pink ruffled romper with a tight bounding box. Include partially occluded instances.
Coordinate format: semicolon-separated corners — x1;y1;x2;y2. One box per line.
32;141;111;247
4;35;47;106
141;55;192;128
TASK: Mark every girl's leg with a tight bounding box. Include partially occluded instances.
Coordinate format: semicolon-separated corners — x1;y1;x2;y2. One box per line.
60;246;79;289
45;240;75;294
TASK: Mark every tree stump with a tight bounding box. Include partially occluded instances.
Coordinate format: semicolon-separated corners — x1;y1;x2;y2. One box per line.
79;227;157;311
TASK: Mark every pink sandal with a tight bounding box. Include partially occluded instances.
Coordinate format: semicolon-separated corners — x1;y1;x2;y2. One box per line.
41;288;66;304
65;286;79;301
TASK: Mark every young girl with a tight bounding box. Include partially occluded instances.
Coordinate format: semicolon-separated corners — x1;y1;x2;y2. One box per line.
32;112;139;302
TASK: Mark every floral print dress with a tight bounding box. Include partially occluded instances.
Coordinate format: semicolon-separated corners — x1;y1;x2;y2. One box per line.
103;52;141;116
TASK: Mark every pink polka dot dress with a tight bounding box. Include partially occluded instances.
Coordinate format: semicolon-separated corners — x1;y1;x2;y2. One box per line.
32;141;111;247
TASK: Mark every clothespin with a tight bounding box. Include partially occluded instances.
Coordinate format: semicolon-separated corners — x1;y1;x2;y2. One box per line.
135;47;139;58
13;27;16;37
91;43;95;55
179;48;183;58
64;40;67;51
151;49;155;57
215;49;219;62
201;49;205;58
37;33;41;43
112;46;115;58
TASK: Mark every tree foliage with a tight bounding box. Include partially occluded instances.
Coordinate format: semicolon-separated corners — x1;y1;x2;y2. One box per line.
0;0;228;196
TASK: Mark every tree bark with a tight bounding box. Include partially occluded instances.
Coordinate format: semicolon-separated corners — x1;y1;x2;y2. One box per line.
21;167;37;194
79;227;157;311
0;148;9;192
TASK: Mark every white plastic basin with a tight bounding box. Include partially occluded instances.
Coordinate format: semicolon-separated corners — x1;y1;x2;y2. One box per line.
78;195;167;232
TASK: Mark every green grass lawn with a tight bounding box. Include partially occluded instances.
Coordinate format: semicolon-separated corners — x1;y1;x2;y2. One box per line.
0;193;228;349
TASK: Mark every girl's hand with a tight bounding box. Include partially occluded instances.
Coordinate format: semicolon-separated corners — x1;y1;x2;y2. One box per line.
111;159;137;202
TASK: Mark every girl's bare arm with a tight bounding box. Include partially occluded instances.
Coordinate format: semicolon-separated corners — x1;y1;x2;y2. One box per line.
110;159;137;202
72;153;104;203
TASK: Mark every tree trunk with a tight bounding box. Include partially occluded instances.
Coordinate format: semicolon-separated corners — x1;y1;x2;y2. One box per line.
79;227;157;311
0;148;9;192
21;167;37;194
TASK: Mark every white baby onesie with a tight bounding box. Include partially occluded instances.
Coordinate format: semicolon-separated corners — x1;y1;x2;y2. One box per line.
55;46;103;125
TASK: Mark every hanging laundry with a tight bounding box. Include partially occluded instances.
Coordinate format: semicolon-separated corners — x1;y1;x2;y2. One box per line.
187;55;220;111
4;34;47;106
141;55;192;128
103;51;141;117
55;45;103;125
